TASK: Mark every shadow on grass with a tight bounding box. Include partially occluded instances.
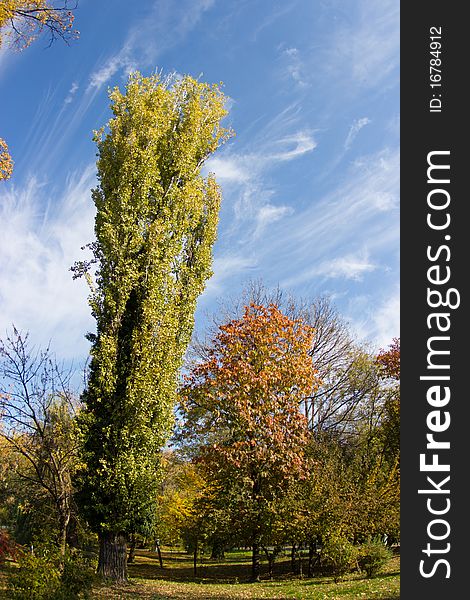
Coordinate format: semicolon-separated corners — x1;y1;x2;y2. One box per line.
128;550;295;584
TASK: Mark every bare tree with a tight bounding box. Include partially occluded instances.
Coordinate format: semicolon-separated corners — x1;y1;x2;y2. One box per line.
302;298;381;435
0;327;80;556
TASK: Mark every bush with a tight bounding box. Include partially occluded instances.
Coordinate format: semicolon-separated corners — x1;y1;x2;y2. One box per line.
8;543;94;600
8;550;61;599
55;551;94;599
321;535;357;582
357;538;393;578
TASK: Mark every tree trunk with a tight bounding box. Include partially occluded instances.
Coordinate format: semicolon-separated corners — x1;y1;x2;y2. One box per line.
262;546;275;579
193;539;198;576
58;508;70;560
307;540;316;578
97;532;128;582
156;540;164;568
291;543;297;573
210;538;225;560
251;542;261;582
127;534;136;564
298;546;303;579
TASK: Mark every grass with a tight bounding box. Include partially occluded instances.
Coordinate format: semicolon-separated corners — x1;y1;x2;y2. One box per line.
0;546;400;599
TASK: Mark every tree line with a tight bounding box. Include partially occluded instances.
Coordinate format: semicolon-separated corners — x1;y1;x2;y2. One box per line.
1;293;400;584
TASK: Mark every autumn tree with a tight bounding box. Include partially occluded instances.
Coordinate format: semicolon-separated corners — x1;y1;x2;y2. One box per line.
0;1;78;180
0;138;13;181
179;303;319;581
0;328;80;557
324;344;400;545
201;283;378;436
74;72;231;582
0;0;77;49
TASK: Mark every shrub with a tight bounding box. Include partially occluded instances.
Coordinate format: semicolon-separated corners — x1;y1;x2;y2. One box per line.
57;551;94;599
321;535;357;582
8;543;95;599
357;537;393;578
8;550;61;599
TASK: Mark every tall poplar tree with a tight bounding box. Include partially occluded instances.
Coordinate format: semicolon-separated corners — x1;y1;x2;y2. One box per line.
74;72;231;581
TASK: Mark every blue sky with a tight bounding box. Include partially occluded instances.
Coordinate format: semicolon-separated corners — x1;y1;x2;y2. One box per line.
0;0;399;374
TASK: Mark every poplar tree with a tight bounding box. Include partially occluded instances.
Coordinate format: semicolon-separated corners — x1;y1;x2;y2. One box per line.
74;72;231;581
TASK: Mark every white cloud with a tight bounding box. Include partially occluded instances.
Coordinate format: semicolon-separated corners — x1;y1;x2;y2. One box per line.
270;130;317;161
371;290;400;348
315;252;376;281
268;147;399;289
87;49;136;93
252;3;297;41
348;289;400;349
281;46;308;88
282;250;377;289
204;121;316;253
206;156;251;184
0;166;96;361
318;0;399;94
86;0;215;93
253;204;293;239
204;255;258;297
64;81;79;105
206;129;316;181
344;117;370;150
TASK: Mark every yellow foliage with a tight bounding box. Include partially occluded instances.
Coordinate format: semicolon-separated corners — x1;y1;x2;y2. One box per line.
0;138;13;180
0;1;77;49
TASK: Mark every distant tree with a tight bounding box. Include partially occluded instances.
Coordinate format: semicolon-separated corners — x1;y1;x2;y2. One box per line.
74;72;231;582
0;328;80;557
375;338;400;463
335;345;400;543
376;338;400;381
303;298;371;434
153;453;206;550
179;303;319;581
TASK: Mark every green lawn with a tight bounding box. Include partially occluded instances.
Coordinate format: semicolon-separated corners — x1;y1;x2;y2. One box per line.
0;547;400;599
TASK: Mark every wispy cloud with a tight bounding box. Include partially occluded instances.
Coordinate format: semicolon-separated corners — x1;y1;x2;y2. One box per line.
344;117;370;150
253;204;294;239
372;290;400;347
207;129;316;182
270;130;317;161
86;0;215;93
310;252;376;282
204;108;317;254
317;0;399;95
204;255;258;297
251;2;297;40
64;81;79;105
348;288;400;349
0;166;96;360
280;46;308;88
86;47;136;93
206;156;251;184
270;147;399;289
